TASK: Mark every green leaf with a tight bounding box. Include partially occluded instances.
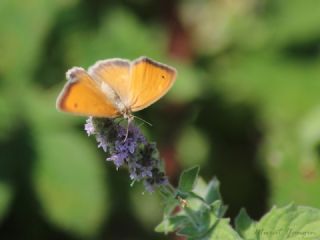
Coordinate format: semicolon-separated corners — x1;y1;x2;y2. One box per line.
264;0;320;47
0;182;12;223
184;206;202;227
176;211;214;238
130;184;163;229
160;187;179;217
235;208;257;239
177;222;202;238
0;0;73;85
177;204;241;240
188;192;210;206
255;204;320;240
177;126;210;167
33;131;109;237
178;166;200;193
210;200;228;218
208;219;243;240
163;196;180;217
64;7;167;66
205;178;223;205
178;201;230;239
155;215;189;233
187;177;225;213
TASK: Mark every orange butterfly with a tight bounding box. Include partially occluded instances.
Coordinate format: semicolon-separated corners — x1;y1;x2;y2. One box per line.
56;56;177;121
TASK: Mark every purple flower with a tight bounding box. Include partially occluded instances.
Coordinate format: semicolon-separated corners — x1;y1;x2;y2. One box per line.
84;117;168;192
107;152;127;169
84;117;95;136
96;133;108;152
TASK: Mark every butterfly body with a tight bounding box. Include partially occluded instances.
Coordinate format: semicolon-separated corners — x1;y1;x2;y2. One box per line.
56;57;177;119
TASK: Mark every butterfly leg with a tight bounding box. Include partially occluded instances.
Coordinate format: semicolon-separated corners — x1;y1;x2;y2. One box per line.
123;122;130;142
123;114;134;142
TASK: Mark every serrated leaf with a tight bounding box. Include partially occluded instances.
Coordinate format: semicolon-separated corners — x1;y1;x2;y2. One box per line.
208;219;243;240
163;196;180;217
177;222;202;238
155;215;188;233
235;208;257;239
177;204;220;238
184;206;202;227
178;166;200;193
197;202;220;236
210;200;227;218
205;178;222;204
189;177;224;212
189;192;206;200
255;204;320;240
176;203;241;240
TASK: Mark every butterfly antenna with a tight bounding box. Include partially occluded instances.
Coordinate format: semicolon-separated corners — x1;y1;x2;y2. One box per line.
132;114;153;127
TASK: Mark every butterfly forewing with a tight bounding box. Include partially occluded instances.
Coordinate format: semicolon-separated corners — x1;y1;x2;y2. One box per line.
56;57;177;118
129;57;177;112
56;67;120;117
88;59;131;106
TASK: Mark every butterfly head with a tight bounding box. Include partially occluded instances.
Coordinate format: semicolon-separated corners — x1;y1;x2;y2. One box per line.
122;108;134;123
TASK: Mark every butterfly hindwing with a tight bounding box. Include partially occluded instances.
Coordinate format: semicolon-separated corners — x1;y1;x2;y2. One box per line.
56;67;120;117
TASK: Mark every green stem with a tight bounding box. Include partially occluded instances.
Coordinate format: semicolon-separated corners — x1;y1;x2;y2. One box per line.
159;183;175;199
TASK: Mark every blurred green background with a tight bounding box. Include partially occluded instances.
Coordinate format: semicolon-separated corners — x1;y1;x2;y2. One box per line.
0;0;320;239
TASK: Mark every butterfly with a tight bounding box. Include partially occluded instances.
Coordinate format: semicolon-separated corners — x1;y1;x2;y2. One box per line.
56;56;177;121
